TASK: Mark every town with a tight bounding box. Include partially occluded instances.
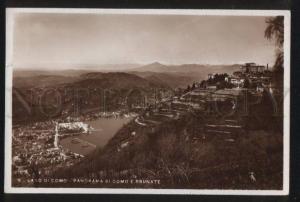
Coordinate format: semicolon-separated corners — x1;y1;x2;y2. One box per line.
11;62;282;187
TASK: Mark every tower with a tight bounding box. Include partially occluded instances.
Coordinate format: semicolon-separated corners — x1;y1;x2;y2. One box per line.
54;122;59;148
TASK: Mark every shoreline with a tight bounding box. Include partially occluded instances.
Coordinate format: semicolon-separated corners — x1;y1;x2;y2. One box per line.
58;115;135;156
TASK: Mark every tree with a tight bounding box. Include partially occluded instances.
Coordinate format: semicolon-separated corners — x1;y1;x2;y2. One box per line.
186;85;191;92
200;80;207;88
265;16;284;72
243;78;250;88
191;83;196;90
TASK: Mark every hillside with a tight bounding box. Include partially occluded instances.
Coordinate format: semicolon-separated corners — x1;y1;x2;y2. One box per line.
77;72;169;89
13;75;79;89
12;64;141;78
130;71;198;89
51;112;283;189
12;72;172;123
13;71;170;90
13;69;91;78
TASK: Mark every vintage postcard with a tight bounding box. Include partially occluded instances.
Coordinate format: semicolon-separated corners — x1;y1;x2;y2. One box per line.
5;8;290;194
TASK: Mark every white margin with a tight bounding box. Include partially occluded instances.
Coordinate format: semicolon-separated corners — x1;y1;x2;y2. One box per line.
5;8;291;195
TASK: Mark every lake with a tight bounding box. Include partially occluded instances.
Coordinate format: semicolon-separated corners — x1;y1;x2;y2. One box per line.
59;117;132;155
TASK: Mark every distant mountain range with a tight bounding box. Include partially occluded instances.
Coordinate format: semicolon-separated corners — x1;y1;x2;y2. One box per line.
13;62;241;89
127;62;241;88
128;62;241;74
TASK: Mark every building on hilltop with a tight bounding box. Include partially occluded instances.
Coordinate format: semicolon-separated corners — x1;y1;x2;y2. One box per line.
207;74;215;79
241;63;265;74
228;77;245;88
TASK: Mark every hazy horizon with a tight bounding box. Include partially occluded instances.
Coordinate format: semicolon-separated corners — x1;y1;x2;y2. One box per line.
11;12;277;70
13;62;252;72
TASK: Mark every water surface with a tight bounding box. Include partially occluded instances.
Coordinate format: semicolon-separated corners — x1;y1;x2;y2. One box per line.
59;117;132;155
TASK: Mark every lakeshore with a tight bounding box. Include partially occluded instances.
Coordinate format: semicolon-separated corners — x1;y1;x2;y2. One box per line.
59;117;133;155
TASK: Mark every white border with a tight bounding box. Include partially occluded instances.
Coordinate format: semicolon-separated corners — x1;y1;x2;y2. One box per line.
5;8;291;195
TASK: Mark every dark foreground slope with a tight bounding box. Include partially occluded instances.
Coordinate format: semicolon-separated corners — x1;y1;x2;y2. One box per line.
51;112;283;190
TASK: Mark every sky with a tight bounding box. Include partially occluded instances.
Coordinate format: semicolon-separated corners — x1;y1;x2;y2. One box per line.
11;12;277;70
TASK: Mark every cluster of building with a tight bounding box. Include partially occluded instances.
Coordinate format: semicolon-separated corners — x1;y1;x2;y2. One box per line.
12;106;142;185
69;111;139;122
123;63;274;133
174;63;273;110
229;63;271;90
58;122;90;133
12;120;87;184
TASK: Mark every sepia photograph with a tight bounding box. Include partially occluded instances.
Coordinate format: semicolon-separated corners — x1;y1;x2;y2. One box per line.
5;8;290;194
